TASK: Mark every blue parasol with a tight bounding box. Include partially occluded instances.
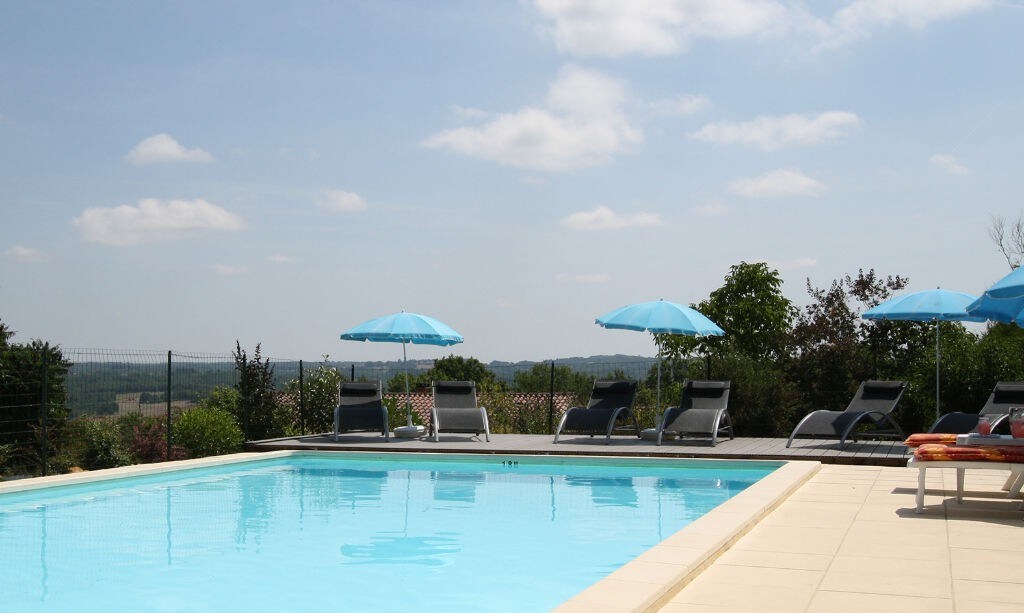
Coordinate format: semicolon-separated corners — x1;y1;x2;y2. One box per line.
862;288;983;420
341;311;463;429
596;299;724;414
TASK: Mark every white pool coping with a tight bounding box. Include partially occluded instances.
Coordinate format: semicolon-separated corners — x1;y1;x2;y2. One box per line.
0;451;819;612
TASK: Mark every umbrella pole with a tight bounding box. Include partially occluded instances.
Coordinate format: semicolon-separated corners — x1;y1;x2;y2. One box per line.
935;321;941;422
656;345;662;416
403;341;413;427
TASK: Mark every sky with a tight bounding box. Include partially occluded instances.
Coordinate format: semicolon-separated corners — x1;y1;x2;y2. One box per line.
2;0;1023;363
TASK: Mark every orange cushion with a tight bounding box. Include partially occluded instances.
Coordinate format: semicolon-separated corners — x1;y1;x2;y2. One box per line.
914;443;1024;462
904;433;957;447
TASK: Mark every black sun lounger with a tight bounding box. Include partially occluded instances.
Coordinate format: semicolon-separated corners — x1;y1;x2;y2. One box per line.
786;380;907;449
553;380;639;444
929;381;1024;434
334;381;389;442
656;379;733;446
431;380;490;442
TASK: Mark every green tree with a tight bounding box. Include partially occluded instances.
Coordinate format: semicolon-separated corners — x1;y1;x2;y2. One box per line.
283;359;342;434
657;262;795;363
0;327;71;474
233;342;283;441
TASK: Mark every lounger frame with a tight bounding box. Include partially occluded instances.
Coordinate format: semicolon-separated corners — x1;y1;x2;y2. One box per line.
656;379;733;446
430;380;490;442
928;381;1024;434
553;380;639;444
333;381;389;442
786;380;907;449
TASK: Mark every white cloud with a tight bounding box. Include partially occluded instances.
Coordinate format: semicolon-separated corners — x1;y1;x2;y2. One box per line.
319;190;368;213
556;273;612;283
692;111;862;151
729;168;825;198
267;254;295;264
532;0;991;56
424;65;642;172
4;245;44;263
561;205;662;230
832;0;992;44
929;153;970;175
73;198;243;246
125;134;215;165
213;264;246;275
649;94;711;116
533;0;791;57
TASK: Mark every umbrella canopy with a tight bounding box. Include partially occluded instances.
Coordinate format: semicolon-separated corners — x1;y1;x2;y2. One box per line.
966;267;1024;326
862;288;983;421
340;312;464;346
596;299;724;415
596;300;725;336
341;311;463;428
862;288;985;322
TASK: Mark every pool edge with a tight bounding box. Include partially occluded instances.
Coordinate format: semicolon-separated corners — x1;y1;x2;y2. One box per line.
0;450;298;494
553;459;822;613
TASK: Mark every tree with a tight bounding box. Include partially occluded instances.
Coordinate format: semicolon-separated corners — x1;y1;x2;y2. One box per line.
233;342;283;441
283;359;342;434
657;262;796;363
0;322;71;474
989;214;1024;269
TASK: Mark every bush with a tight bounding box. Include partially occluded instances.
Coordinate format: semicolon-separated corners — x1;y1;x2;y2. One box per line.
174;407;244;458
130;417;186;463
66;418;134;470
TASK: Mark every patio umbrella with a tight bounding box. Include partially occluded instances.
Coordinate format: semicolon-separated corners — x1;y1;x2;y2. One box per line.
341;311;463;430
966;266;1024;326
595;299;725;415
862;288;984;421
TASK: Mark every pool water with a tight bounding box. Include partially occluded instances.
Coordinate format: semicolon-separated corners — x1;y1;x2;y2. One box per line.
0;453;777;612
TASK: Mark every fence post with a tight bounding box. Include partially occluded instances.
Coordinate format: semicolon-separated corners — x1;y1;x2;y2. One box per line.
39;347;49;476
548;360;555;434
166;351;172;460
299;360;305;436
351;364;355;382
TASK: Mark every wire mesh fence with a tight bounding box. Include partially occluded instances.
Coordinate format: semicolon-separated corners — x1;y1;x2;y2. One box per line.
1;347;671;478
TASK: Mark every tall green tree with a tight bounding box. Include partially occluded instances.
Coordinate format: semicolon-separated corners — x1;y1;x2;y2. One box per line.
657;261;796;362
0;321;71;474
233;342;283;441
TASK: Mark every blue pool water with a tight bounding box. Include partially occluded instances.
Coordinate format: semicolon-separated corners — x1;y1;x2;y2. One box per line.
0;453;778;612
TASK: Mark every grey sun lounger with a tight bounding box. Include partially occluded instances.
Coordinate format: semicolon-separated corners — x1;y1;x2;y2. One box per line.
786;380;907;449
334;381;389;442
929;381;1024;434
553;380;639;444
655;379;733;446
430;380;490;442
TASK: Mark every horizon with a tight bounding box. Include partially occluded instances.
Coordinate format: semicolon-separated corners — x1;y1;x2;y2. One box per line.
2;1;1022;363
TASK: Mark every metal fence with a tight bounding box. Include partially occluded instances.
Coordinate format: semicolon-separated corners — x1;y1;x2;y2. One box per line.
1;347;665;477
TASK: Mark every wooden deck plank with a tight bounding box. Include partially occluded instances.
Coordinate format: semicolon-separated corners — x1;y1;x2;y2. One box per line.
247;433;911;466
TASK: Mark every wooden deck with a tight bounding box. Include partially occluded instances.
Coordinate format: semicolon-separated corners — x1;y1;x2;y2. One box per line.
247;433;911;466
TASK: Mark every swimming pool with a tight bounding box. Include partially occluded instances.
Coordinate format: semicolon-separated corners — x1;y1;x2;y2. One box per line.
0;452;781;612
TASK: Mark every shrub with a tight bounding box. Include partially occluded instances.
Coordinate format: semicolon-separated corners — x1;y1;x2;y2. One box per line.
67;418;133;470
174;407;244;458
131;418;186;463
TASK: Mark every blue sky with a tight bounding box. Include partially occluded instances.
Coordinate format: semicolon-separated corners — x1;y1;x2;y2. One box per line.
2;1;1022;363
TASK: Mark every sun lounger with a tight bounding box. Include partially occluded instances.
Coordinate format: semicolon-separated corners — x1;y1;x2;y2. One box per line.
334;381;389;442
430;380;490;442
553;380;639;444
786;380;907;449
929;381;1024;434
655;379;733;446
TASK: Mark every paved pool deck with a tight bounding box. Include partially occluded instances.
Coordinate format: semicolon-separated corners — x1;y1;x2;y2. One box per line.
654;463;1024;613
